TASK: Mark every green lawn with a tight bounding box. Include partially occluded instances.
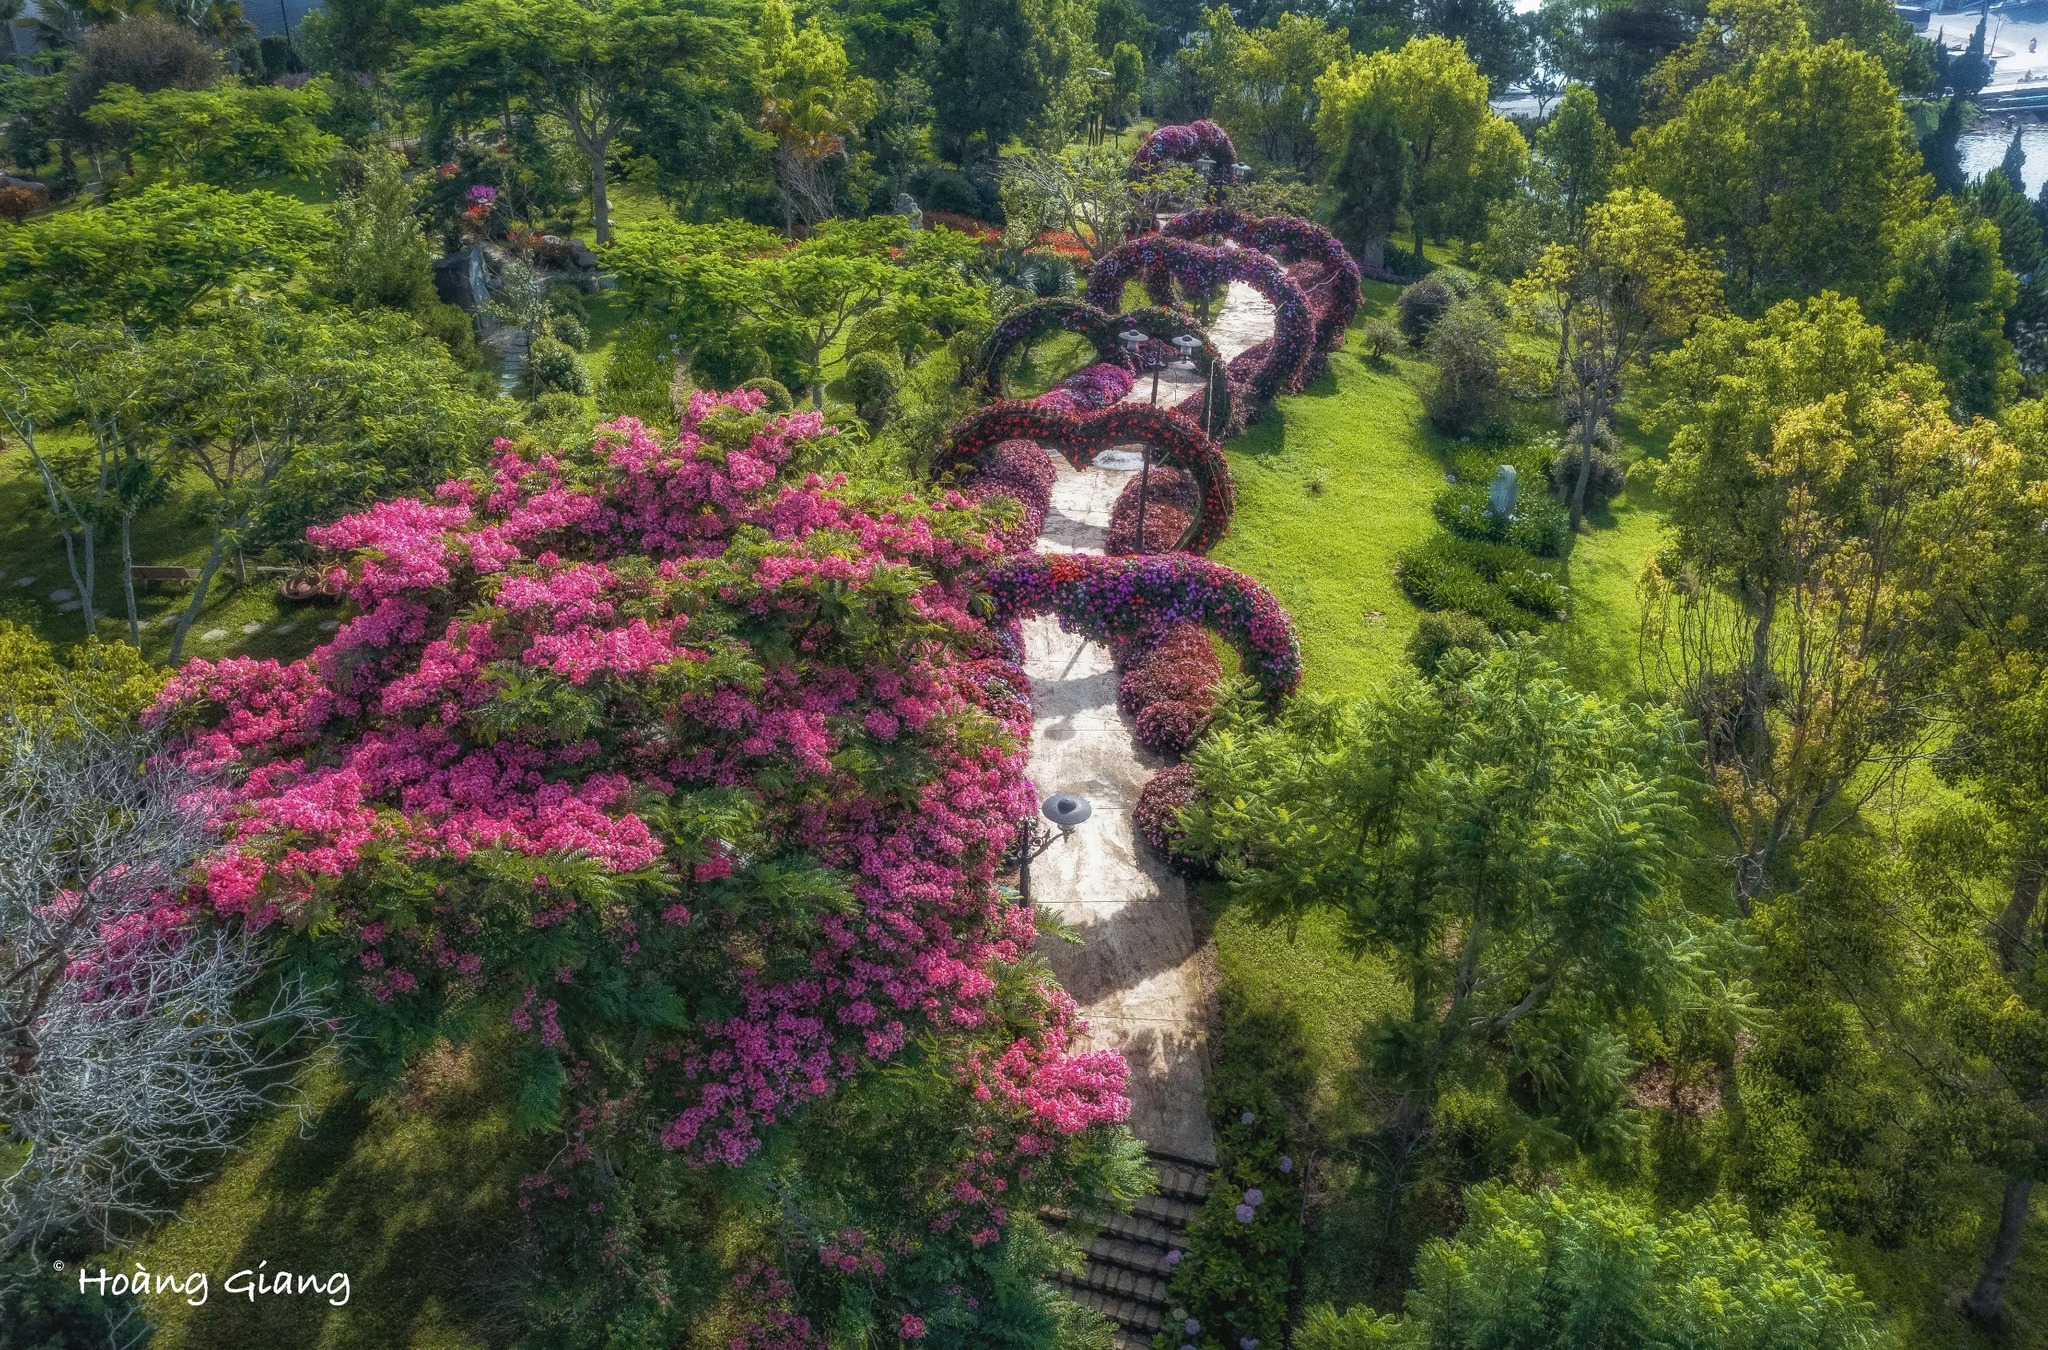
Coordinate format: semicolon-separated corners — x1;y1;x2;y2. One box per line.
122;1047;520;1350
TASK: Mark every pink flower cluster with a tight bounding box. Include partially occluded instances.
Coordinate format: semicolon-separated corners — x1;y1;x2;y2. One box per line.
153;391;1130;1188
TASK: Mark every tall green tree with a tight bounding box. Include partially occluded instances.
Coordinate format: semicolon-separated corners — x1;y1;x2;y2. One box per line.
1645;294;2004;908
324;146;435;313
1517;186;1721;530
1316;35;1528;256
1880;197;2019;416
1212;11;1348;174
405;0;736;243
84;78;338;187
1330;99;1404;272
1627;35;1930;309
1185;649;1710;1202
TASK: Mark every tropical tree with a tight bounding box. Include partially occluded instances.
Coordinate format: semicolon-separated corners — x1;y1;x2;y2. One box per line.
1184;649;1710;1203
84;78;339;186
1516;186;1721;529
1644;294;2010;908
1315;35;1528;256
754;0;878;227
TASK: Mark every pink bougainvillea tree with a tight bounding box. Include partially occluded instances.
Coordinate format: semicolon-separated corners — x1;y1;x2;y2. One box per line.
147;391;1142;1343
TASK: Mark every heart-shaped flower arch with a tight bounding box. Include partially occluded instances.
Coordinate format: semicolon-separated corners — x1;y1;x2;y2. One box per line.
1130;120;1240;184
935;400;1235;555
1161;207;1364;354
1083;235;1314;405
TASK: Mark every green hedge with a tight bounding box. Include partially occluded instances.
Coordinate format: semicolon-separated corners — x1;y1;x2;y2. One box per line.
1430;483;1568;558
1394;534;1568;632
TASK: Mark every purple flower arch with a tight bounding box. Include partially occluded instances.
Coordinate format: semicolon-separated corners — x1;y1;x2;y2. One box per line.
935;401;1236;555
1084;235;1313;405
980;552;1300;701
1131;121;1240;184
972;299;1128;398
1161;208;1364;355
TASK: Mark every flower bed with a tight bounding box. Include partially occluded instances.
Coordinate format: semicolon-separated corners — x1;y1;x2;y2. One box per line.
960;438;1058;554
1116;621;1223;755
1036;361;1135;415
1105;463;1200;557
1130;120;1239;184
973;298;1129;397
1162;208;1364;356
936;401;1236;555
979;552;1300;700
1084;235;1314;406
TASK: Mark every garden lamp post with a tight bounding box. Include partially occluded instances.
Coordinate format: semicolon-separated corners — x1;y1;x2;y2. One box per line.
1174;334;1208;437
1019;793;1094;906
1122;328;1162;552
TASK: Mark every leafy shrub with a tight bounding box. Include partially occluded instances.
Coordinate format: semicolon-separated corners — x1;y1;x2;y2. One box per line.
1421;297;1507;437
693;334;770;389
1155;987;1309;1350
518;333;589;399
738;377;794;413
1395;267;1476;341
1118;623;1223;723
1432;483;1569;557
523;390;588;428
418;300;482;370
1406;609;1496;675
840;351;901;428
1134;762;1214;878
1396;535;1568;632
547;311;589;351
1359;317;1404;362
1548;437;1628;509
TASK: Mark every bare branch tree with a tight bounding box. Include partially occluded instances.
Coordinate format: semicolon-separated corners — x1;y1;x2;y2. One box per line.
0;713;321;1257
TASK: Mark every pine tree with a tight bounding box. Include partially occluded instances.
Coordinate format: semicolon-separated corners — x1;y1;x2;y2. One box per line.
1922;97;1967;199
1329;100;1403;273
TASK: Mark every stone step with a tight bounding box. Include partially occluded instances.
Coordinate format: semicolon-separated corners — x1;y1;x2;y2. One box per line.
1053;1273;1167;1336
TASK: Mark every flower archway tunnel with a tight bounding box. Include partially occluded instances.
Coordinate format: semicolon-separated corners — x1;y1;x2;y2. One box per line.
1161;207;1364;354
1084;234;1314;404
980;551;1301;701
936;400;1235;554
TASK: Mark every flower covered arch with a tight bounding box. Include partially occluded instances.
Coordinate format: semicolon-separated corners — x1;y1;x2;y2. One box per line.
1084;235;1314;404
1162;207;1364;354
980;552;1301;700
1130;120;1239;183
971;299;1128;398
935;400;1235;554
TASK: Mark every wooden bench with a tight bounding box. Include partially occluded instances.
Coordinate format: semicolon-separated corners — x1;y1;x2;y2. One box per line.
130;565;198;587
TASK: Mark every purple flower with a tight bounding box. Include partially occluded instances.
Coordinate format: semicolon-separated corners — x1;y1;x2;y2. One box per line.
466;184;499;206
1241;1340;1260;1350
1234;1203;1255;1223
1243;1188;1263;1207
1164;1248;1183;1265
1278;1155;1294;1174
1240;1110;1256;1125
1185;1318;1201;1334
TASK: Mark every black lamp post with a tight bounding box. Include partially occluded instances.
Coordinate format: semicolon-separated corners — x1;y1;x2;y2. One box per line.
1173;334;1207;439
1018;793;1095;906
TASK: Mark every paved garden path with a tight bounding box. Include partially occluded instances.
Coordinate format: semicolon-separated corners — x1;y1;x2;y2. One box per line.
1024;459;1218;1164
1024;273;1276;1165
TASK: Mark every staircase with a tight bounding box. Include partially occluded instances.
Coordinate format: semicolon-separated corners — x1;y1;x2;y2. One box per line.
1049;1150;1213;1350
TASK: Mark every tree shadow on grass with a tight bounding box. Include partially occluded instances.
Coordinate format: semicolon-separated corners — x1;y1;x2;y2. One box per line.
142;1043;526;1350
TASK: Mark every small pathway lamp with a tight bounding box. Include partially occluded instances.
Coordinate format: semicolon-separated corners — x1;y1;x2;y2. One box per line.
1018;793;1095;906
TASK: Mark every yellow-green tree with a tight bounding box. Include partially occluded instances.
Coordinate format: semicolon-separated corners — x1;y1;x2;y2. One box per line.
1516;187;1721;529
755;0;878;227
1626;34;1929;309
1315;35;1527;257
1212;11;1348;174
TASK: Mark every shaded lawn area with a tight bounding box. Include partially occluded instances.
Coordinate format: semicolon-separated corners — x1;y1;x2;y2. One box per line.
0;459;333;668
124;1045;522;1350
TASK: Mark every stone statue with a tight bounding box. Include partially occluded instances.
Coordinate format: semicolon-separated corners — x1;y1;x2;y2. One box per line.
1488;463;1519;519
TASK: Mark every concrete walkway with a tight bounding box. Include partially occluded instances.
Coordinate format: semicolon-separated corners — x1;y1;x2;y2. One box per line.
1025;457;1217;1164
1117;280;1277;410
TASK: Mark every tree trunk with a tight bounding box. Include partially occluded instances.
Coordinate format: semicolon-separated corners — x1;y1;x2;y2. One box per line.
1569;410;1598;532
1963;1175;2035;1325
168;531;238;664
119;511;139;647
588;141;612;246
1992;864;2042;973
